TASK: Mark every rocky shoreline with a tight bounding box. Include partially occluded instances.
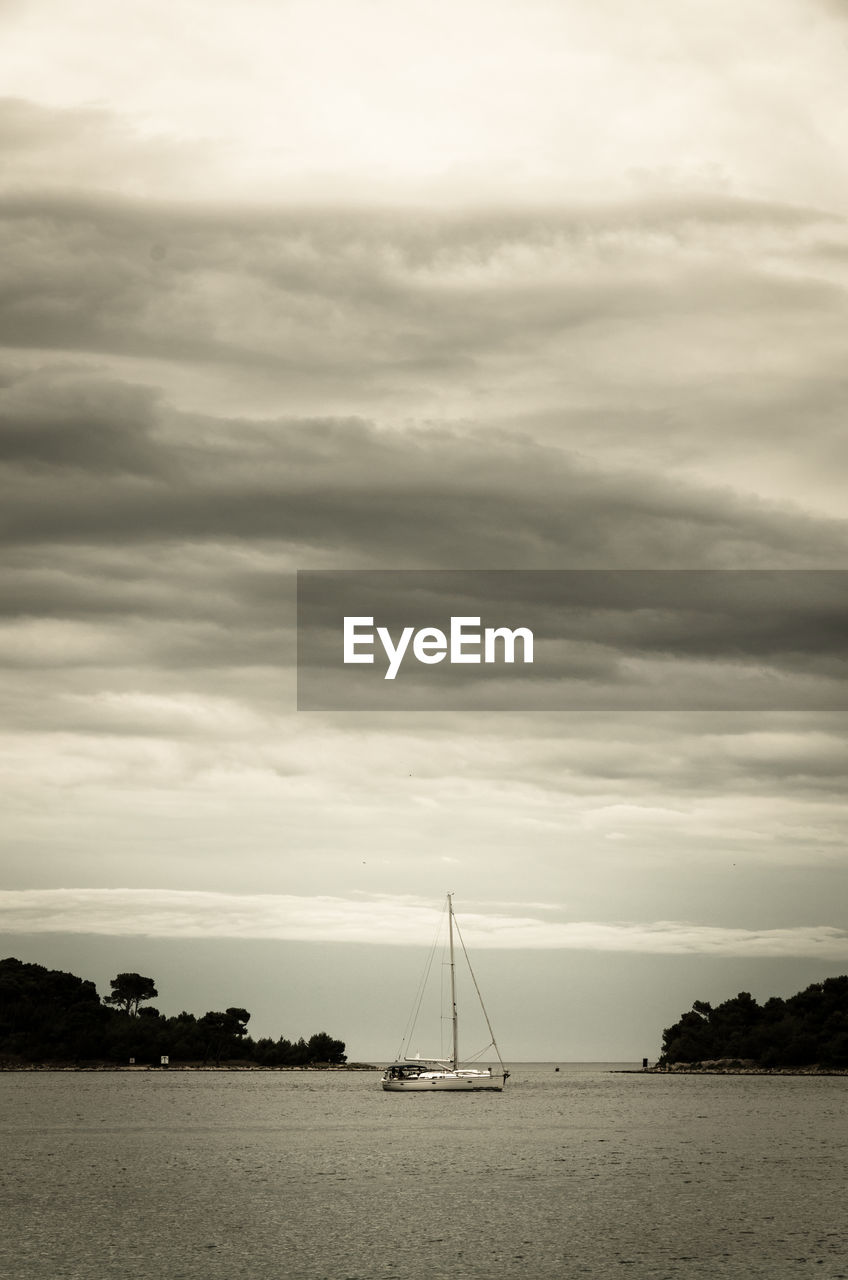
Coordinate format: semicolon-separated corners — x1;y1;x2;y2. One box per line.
630;1059;848;1076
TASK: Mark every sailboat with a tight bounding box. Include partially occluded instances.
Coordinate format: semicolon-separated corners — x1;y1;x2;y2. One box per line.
381;895;510;1092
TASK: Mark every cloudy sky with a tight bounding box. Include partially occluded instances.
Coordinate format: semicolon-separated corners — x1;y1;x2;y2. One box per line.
2;0;848;1061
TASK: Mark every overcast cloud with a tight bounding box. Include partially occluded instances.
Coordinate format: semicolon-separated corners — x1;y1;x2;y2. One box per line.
1;0;847;1059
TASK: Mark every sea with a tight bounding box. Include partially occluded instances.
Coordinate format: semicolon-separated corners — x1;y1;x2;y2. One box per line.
1;1062;846;1280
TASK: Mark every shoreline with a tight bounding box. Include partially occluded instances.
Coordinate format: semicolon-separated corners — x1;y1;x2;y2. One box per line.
620;1065;848;1076
0;1062;378;1073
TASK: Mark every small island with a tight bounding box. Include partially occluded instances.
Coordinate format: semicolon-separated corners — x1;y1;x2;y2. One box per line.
0;956;364;1070
651;975;848;1073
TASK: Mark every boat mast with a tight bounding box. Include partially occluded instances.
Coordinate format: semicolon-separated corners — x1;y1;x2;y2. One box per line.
448;893;458;1069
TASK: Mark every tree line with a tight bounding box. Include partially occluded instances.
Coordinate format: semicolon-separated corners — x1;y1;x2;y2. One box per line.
0;957;347;1067
659;975;848;1068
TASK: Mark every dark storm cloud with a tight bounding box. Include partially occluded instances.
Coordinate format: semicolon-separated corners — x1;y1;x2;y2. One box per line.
3;187;848;557
1;390;845;565
0;372;166;474
0;189;843;383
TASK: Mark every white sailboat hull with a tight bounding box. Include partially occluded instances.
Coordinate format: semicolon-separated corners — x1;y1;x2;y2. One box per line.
382;1068;507;1092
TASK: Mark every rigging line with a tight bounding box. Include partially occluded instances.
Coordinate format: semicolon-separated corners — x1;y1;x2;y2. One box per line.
463;1041;496;1063
452;912;507;1073
395;898;447;1060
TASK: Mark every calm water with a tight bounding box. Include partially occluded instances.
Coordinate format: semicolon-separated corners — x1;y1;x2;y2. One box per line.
1;1064;846;1279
